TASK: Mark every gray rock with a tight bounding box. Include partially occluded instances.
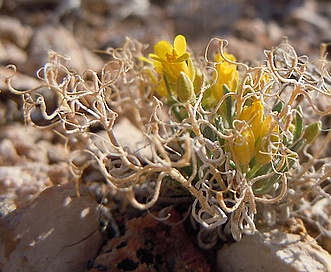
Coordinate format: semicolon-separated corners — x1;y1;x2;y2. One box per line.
0;66;41;91
0;16;33;49
25;24;103;75
0;41;27;65
0;183;103;272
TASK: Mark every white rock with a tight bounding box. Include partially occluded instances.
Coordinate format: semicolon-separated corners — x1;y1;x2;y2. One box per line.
0;183;103;272
217;223;331;272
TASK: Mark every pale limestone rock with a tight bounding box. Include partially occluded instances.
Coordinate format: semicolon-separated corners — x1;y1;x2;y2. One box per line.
97;117;152;160
292;0;329;30
113;117;152;159
217;224;331;272
0;16;33;49
0;124;69;206
26;24;103;75
304;198;331;254
0;183;103;272
0;41;27;64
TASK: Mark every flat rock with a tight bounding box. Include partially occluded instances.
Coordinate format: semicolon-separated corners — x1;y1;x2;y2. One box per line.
0;183;104;272
217;221;331;272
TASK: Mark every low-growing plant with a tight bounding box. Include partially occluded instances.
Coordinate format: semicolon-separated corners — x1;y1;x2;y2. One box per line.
3;35;331;242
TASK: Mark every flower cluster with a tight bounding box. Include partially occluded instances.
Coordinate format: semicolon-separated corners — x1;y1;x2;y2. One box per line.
141;35;326;239
146;35;284;175
143;35;196;102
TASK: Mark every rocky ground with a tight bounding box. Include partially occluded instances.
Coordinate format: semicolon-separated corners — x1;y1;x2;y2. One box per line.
1;0;331;271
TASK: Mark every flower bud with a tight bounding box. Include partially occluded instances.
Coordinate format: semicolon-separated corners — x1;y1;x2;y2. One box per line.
176;71;195;103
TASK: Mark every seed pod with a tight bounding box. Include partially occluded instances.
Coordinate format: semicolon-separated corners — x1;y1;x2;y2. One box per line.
176;71;195;103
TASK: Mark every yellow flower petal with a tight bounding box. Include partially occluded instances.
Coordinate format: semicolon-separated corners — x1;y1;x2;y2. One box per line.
187;57;196;81
210;52;239;103
149;53;163;62
174;35;187;56
215;52;236;63
155;79;168;97
255;115;279;165
239;100;264;140
175;52;190;63
232;128;255;167
154;40;173;60
139;56;153;65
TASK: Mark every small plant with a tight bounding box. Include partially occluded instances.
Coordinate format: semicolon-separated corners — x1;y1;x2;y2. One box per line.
3;35;331;241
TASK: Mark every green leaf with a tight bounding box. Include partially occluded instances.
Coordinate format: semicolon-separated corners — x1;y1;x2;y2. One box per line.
253;153;297;195
222;84;232;127
293;107;303;142
272;101;283;113
202;125;216;141
303;121;321;144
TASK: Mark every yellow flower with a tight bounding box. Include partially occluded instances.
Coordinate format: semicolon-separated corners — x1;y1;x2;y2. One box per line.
211;52;239;102
149;35;195;99
255;115;279;165
202;51;239;116
258;72;271;90
232;127;255;169
239;100;264;140
238;100;279;166
250;70;271;92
